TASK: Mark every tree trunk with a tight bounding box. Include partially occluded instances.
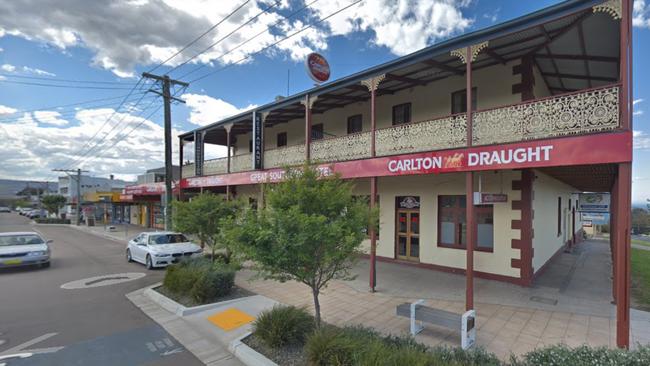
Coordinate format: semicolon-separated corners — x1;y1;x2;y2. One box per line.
311;287;321;327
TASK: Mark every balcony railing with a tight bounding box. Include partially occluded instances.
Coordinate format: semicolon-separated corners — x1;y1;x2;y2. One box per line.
311;131;372;162
182;86;620;179
473;85;619;146
204;158;227;175
265;144;306;169
375;114;467;157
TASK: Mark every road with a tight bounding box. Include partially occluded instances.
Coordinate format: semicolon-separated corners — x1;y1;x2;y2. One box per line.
0;213;203;366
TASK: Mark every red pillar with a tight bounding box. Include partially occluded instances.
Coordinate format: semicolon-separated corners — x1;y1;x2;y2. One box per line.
178;138;184;201
615;0;632;349
615;163;632;348
304;95;313;162
369;81;378;291
465;46;475;311
226;125;231;201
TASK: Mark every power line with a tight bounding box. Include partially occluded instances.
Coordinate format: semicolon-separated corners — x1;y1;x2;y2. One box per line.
0;96;157;124
177;0;321;81
0;79;139;90
187;0;362;84
0;92;149;119
147;0;252;74
167;0;282;76
0;73;140;85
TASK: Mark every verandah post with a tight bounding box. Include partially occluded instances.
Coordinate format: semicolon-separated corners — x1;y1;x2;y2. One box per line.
465;45;475;311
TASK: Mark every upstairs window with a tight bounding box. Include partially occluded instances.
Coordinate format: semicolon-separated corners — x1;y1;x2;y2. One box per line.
451;87;478;114
347;114;363;134
277;132;287;147
248;139;253;153
392;103;411;125
312;123;324;140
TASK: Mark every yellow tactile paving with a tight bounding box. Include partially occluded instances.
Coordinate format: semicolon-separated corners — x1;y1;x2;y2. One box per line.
207;308;255;331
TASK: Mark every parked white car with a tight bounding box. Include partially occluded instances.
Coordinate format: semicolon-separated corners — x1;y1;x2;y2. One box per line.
0;232;51;269
126;232;202;269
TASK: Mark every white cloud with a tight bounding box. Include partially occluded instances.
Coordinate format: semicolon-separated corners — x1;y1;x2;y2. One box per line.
634;0;650;28
182;93;256;126
22;66;56;76
33;110;68;126
1;63;16;72
635;98;644;116
0;104;182;181
0;0;471;77
633;130;650;149
313;0;472;56
0;105;17;114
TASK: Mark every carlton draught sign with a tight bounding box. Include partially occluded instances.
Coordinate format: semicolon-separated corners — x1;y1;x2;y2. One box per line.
182;132;632;189
305;52;330;83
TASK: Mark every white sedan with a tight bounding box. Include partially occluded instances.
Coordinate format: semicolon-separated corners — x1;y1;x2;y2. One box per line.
126;232;202;269
0;232;51;269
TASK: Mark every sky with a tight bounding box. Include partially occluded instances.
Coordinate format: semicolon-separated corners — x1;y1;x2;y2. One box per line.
0;0;649;202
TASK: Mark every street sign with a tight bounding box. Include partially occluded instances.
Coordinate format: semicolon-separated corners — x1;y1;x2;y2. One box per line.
473;192;508;204
578;193;610;212
305;52;330;83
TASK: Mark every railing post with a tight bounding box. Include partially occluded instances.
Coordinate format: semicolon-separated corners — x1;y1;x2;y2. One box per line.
451;41;487;312
361;74;385;292
224;123;233;201
301;95;317;162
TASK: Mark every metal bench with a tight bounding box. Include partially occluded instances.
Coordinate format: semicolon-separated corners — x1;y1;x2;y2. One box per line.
396;300;476;349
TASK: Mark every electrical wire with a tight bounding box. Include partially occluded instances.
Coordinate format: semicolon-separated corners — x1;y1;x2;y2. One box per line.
167;0;282;76
0;73;140;85
176;0;321;81
0;79;139;90
146;0;252;74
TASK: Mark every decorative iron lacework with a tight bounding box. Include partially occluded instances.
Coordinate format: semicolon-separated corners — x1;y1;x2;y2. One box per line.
181;164;195;178
593;0;622;20
311;132;372;163
375;115;467;157
472;86;620;146
231;153;252;172
450;41;489;64
264;144;306;169
203;158;227;175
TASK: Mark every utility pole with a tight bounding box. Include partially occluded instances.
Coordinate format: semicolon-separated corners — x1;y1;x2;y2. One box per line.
142;72;189;231
53;168;88;225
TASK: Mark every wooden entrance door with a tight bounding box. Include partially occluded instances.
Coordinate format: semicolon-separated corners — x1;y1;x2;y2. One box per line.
396;209;420;261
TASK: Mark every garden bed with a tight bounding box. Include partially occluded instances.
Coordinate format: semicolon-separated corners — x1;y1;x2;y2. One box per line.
242;334;306;366
154;284;254;308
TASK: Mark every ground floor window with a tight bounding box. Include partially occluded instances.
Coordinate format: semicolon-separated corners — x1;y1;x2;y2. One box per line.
438;195;493;251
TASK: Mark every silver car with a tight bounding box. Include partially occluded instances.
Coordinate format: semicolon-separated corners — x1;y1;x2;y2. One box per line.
0;232;51;268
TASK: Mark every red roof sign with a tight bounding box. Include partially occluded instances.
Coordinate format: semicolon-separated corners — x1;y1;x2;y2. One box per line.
305;52;330;83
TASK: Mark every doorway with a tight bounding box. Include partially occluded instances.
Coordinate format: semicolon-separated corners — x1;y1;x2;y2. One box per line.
395;196;420;261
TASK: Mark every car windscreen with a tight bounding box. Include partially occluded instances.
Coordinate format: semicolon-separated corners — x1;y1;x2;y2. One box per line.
0;235;45;246
149;234;188;245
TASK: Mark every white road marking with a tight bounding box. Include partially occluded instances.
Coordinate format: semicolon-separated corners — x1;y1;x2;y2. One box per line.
146;342;157;352
162;338;174;347
160;348;183;357
0;352;33;366
60;272;146;289
0;333;57;355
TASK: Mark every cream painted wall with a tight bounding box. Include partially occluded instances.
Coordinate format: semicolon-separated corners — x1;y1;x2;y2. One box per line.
531;170;580;273
533;63;551;99
233;61;522;155
349;171;522;278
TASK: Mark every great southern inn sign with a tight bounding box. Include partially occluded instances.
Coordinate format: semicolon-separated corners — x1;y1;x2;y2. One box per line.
182;132;632;188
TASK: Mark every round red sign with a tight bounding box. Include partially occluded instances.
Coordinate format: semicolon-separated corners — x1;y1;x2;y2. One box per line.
305;52;330;83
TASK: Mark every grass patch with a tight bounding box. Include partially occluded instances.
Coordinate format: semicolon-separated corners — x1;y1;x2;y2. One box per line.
631;248;650;311
631;239;650;248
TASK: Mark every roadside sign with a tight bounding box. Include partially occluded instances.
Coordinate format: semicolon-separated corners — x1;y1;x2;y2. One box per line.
581;212;606;221
305;52;330;83
578;193;610;212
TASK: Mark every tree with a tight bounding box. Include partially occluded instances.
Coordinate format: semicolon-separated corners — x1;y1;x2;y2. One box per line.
172;193;240;262
225;165;376;326
631;208;650;234
41;195;67;216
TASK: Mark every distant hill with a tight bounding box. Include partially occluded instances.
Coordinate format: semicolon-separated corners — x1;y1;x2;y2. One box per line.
0;179;58;200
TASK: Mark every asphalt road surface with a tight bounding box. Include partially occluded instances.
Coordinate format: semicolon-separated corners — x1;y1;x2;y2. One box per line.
0;213;203;366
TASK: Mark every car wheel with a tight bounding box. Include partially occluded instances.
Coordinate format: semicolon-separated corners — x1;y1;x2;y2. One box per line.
146;255;154;270
126;249;133;263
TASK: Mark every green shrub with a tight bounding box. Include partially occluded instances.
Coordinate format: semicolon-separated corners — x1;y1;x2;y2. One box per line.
253;305;315;349
34;218;70;224
305;327;358;366
189;266;235;303
517;344;650;366
163;257;236;303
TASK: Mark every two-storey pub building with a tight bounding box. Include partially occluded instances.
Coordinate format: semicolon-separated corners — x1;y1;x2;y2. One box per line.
177;0;634;347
